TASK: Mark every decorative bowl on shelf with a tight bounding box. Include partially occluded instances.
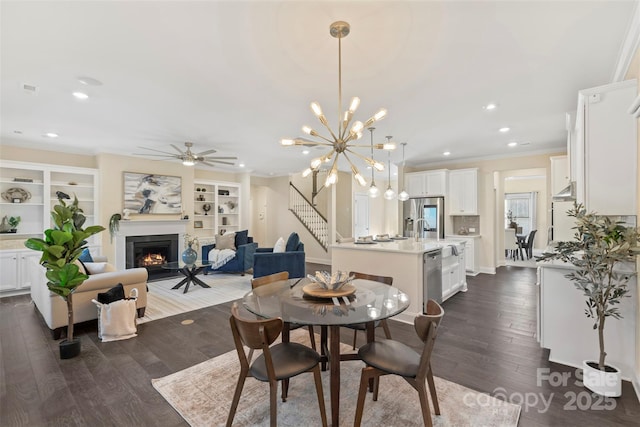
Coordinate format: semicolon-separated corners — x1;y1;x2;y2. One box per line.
2;187;31;203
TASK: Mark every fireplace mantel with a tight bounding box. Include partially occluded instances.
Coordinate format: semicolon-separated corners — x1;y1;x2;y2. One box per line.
115;219;188;270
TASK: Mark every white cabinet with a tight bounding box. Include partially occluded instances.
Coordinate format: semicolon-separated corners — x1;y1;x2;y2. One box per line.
193;180;241;237
406;170;448;197
448;168;478;215
0;250;40;294
442;245;466;302
574;80;637;215
446;235;480;275
550;156;569;196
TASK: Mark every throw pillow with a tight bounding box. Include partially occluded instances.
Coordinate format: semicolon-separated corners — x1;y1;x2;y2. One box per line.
216;232;236;251
285;232;300;252
73;259;88;275
235;229;249;247
78;248;94;263
273;237;285;253
85;262;117;275
97;283;125;304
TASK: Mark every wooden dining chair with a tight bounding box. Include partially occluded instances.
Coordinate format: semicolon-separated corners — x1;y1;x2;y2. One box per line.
354;299;444;427
227;303;328;427
251;271;317;351
345;271;393;349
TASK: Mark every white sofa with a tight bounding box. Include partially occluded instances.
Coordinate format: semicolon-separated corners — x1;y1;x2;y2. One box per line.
30;256;148;339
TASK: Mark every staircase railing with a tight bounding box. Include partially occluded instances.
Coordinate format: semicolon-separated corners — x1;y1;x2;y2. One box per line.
289;182;328;251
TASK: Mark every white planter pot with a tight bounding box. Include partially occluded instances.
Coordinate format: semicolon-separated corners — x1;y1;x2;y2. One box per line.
582;360;621;397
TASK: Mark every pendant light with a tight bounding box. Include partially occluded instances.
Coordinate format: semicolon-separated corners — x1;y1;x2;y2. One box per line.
368;127;379;198
398;142;410;201
383;136;396;200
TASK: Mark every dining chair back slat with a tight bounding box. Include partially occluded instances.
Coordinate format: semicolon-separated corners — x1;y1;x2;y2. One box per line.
251;271;289;288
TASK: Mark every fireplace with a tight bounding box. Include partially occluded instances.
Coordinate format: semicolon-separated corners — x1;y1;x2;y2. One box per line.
126;234;179;280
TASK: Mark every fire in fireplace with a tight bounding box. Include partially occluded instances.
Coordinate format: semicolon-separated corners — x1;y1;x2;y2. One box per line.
126;234;179;280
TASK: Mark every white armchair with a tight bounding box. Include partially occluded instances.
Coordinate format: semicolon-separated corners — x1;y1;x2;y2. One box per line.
30;257;148;339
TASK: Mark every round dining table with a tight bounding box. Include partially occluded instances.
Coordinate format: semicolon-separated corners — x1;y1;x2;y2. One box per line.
242;277;410;426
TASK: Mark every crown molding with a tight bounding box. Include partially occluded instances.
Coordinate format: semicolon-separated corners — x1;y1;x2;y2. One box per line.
612;1;640;82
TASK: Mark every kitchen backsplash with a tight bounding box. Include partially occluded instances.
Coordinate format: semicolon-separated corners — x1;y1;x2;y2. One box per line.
452;216;480;235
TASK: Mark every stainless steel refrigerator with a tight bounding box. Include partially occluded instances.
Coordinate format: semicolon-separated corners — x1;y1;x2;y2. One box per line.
403;197;445;239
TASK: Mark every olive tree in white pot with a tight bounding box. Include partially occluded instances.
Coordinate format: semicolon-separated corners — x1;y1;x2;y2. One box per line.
537;203;639;397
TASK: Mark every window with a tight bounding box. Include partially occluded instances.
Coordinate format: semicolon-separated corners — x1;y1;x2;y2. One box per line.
505;192;537;236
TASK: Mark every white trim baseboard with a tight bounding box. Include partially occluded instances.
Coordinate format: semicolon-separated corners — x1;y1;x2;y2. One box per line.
634;373;640;403
479;266;496;275
306;256;331;265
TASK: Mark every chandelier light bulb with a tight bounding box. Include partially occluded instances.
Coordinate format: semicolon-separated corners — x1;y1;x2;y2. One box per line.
351;165;367;186
302;125;313;135
374;109;387;121
281;138;295;146
350;120;364;135
311;102;323;117
310;157;323;169
398;189;410;201
349;97;361;112
302;168;313;178
373;161;384;171
325;167;338;186
383;142;396;150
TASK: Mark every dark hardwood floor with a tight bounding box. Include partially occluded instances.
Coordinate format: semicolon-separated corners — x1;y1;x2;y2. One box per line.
1;265;638;426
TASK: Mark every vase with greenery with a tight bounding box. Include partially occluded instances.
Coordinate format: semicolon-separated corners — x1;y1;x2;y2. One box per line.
109;213;122;243
25;195;105;358
537;202;639;396
8;215;21;232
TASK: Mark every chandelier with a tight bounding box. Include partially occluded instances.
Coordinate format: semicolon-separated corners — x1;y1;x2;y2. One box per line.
281;21;395;187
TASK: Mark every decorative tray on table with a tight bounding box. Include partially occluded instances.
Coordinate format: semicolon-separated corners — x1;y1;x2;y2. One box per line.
302;271;356;299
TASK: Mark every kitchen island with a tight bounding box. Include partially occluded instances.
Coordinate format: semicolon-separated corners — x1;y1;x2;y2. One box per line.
331;239;466;323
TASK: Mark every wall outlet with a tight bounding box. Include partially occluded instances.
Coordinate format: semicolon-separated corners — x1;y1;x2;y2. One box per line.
469;227;476;233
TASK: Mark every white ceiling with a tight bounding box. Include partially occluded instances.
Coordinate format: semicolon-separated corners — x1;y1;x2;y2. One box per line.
1;1;636;176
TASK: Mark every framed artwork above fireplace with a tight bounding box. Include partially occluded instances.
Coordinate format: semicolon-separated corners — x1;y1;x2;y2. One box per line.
123;172;182;214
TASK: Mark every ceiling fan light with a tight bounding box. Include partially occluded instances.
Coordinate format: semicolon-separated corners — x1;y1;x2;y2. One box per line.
182;159;195;166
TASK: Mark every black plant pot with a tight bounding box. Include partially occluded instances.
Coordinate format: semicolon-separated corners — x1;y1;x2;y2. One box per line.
59;339;81;359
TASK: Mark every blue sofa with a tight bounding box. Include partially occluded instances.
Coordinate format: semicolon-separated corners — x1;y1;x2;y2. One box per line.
202;231;257;276
253;232;306;279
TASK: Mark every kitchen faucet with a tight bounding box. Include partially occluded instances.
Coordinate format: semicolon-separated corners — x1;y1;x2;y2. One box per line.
413;218;430;241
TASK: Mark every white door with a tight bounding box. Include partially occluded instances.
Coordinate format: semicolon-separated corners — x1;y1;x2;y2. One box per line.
354;193;370;238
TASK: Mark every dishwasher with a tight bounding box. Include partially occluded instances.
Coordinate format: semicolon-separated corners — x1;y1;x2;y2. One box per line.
423;249;443;308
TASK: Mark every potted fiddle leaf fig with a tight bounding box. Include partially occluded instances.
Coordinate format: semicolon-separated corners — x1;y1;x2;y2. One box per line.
25;194;105;359
537;203;639;397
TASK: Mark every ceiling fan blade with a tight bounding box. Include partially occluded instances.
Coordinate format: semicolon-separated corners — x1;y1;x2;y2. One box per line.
133;153;178;159
196;149;217;156
137;146;178;156
170;144;184;154
200;161;217;167
202;156;237;160
207;160;236;165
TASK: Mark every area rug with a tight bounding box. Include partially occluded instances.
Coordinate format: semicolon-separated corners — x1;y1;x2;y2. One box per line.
138;273;252;323
152;331;521;427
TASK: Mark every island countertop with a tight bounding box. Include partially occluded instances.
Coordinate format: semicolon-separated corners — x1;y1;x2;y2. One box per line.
331;239;464;255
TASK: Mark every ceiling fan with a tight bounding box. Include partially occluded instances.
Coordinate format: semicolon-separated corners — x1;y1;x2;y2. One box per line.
136;142;237;167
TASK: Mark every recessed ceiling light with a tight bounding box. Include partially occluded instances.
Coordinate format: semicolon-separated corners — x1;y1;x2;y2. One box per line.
443;151;451;156
507;142;518;147
302;149;310;155
72;92;89;100
44;132;59;138
77;76;103;86
499;127;510;133
238;163;245;168
483;103;497;110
